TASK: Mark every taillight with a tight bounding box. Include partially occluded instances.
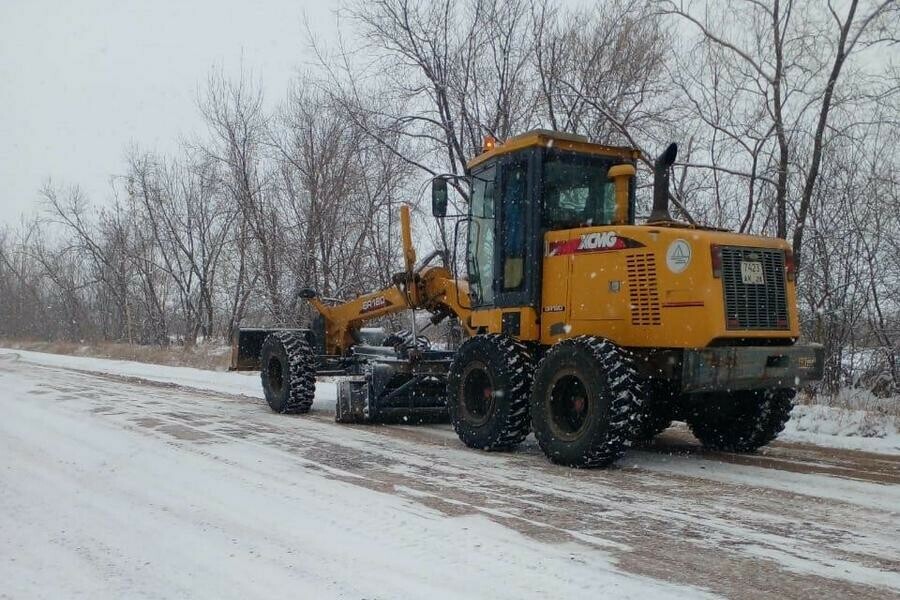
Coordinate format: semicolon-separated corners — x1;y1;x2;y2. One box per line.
710;244;722;278
784;249;795;281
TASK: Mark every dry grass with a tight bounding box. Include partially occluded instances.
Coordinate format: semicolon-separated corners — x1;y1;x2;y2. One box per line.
0;338;232;371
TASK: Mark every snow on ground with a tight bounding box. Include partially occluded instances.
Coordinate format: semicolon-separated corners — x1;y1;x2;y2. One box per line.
5;347;897;455
1;348;898;599
782;404;900;455
1;347;336;409
0;349;709;599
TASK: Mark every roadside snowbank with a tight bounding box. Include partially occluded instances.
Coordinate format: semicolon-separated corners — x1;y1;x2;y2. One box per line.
782;404;899;454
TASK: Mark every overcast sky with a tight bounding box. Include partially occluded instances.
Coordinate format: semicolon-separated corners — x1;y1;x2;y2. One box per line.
0;0;340;225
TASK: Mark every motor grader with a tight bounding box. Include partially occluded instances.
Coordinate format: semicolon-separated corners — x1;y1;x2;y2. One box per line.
231;130;823;468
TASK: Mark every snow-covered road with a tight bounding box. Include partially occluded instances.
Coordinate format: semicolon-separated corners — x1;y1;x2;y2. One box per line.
1;349;898;599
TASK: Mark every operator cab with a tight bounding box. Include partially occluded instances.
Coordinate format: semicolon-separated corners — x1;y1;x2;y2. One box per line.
456;129;639;312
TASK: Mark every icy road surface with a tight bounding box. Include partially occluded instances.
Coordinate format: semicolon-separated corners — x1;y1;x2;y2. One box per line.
1;350;898;600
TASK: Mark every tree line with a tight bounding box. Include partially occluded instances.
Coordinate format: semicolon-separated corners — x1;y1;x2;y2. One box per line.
1;0;898;394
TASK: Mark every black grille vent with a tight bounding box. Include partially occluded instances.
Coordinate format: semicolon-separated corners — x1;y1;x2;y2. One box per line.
720;247;788;330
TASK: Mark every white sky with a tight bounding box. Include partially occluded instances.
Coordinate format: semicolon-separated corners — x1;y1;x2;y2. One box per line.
0;0;340;225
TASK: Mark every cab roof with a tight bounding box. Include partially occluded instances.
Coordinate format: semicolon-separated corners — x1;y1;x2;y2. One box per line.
466;129;640;171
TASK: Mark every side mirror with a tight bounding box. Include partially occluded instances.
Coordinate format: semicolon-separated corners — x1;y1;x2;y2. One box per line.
431;178;448;218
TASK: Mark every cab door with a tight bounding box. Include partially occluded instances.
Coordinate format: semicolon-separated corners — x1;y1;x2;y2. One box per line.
493;151;541;336
467;151;541;338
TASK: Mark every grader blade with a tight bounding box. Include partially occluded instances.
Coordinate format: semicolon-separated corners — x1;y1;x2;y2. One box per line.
230;327;314;371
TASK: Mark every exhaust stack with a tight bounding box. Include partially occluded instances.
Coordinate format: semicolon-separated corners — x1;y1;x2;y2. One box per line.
648;143;678;223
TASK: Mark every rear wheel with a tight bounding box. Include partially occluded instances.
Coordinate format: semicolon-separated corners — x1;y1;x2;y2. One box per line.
260;331;316;414
530;336;645;468
686;388;794;452
446;334;533;450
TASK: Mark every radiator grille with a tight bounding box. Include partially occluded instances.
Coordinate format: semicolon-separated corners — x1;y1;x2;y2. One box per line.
720;246;789;330
626;253;661;326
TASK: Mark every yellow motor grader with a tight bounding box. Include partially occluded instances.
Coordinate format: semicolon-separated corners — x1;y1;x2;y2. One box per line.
232;130;823;467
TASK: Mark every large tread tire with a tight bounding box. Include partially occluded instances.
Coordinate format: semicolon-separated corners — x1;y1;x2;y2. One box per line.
687;388;795;452
446;334;533;451
260;330;316;414
530;336;645;468
632;377;678;443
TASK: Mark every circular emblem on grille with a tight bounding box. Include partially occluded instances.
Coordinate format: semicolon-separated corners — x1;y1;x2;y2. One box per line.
666;239;692;273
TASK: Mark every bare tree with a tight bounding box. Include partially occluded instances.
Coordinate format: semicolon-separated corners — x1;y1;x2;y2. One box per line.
658;0;899;262
197;71;284;323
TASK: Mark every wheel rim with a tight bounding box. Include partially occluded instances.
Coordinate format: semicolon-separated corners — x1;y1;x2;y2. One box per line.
460;361;494;426
548;371;591;440
266;356;285;395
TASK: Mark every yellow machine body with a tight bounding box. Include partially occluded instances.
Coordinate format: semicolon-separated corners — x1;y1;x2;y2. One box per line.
233;130;809;375
231;128;823;466
460;129;799;352
467;130;639;170
307;262;473;355
469;226;799;348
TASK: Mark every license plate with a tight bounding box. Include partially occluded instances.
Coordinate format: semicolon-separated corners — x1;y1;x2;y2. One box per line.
741;261;764;285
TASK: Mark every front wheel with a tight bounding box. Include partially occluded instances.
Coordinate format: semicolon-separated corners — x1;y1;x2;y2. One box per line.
530;336;645;468
260;331;316;414
446;334;533;451
686;388;795;452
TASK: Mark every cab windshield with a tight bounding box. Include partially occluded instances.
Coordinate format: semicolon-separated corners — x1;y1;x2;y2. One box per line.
467;166;495;305
542;150;617;230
